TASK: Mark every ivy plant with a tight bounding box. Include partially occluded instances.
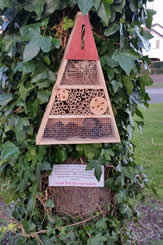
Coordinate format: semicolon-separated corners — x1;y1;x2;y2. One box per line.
0;0;154;244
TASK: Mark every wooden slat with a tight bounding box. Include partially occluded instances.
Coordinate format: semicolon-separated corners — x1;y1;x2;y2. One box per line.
48;114;111;119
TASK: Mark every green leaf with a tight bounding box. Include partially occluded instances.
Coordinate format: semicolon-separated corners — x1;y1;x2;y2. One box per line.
31;71;48;83
77;0;93;15
96;218;108;231
146;9;156;29
135;26;150;51
138;74;153;86
52;38;60;49
40;36;52;53
63;17;74;31
87;233;106;245
1;141;20;161
113;0;126;13
40;161;52;171
135;109;144;119
55;149;67;162
23;39;40;62
76;144;102;160
37;90;50;104
111;80;122;93
15;62;36;74
0;93;13;107
15;118;29;143
94;165;102;181
19;83;36;101
104;23;119;36
20;24;40;41
32;0;45;18
98;2;111;26
112;50;138;76
129;0;138;12
0;0;12;9
86;160;97;170
46;199;55;208
101;56;118;68
123;76;134;95
44;0;76;16
116;190;128;204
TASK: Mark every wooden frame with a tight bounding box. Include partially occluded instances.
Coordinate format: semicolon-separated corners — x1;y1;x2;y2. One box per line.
36;13;120;145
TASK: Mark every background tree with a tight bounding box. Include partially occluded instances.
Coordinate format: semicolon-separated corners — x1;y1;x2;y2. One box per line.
0;0;154;244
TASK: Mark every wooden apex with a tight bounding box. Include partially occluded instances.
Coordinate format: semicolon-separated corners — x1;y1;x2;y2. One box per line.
65;13;99;61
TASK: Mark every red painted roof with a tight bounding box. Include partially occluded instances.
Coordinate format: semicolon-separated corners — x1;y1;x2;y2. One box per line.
65;13;99;61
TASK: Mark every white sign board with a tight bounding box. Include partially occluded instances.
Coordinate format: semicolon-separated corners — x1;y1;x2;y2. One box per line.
49;164;104;187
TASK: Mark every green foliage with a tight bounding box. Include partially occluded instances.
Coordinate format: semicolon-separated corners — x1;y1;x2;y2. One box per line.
0;0;154;244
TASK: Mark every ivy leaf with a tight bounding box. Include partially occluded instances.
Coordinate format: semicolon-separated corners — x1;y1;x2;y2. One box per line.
94;165;102;181
32;0;45;18
46;199;55;208
1;141;20;161
20;24;40;41
0;93;13;107
23;39;40;62
40;36;52;53
52;38;60;49
86;160;97;170
146;9;156;29
123;76;134;95
104;23;119;36
44;0;76;16
77;0;93;15
40;161;52;171
15;118;29;143
111;80;122;93
98;2;111;26
76;144;102;160
113;0;126;13
87;233;106;245
55;148;67;162
112;50;138;76
129;0;138;12
135;108;144;119
138;74;153;86
135;26;150;52
96;218;108;231
37;90;50;104
63;17;74;31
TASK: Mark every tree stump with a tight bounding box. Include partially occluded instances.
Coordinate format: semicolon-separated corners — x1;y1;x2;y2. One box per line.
41;158;112;217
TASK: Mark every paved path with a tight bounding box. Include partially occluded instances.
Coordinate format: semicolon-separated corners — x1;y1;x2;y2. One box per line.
146;88;163;103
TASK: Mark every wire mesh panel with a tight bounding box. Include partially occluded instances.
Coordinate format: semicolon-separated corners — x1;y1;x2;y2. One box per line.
50;88;110;116
61;60;99;85
42;118;114;143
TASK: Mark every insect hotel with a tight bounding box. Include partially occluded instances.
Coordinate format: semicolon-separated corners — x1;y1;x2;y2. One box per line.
36;13;120;145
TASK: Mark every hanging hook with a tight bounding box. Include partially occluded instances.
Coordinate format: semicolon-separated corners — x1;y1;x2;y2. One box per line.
81;24;85;50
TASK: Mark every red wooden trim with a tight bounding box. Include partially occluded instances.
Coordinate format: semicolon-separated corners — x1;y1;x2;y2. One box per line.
65;14;99;61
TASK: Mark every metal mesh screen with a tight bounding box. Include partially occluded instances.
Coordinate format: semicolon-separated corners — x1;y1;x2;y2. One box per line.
61;60;99;85
43;118;113;141
50;89;109;115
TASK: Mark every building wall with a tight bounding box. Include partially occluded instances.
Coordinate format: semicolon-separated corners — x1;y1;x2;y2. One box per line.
144;31;163;61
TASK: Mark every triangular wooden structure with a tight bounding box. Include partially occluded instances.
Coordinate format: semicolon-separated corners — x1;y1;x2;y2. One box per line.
36;13;120;145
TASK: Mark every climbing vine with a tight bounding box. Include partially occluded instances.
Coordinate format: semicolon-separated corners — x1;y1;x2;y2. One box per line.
0;0;154;244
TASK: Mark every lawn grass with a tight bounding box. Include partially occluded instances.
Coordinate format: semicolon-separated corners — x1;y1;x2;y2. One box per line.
133;103;163;199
